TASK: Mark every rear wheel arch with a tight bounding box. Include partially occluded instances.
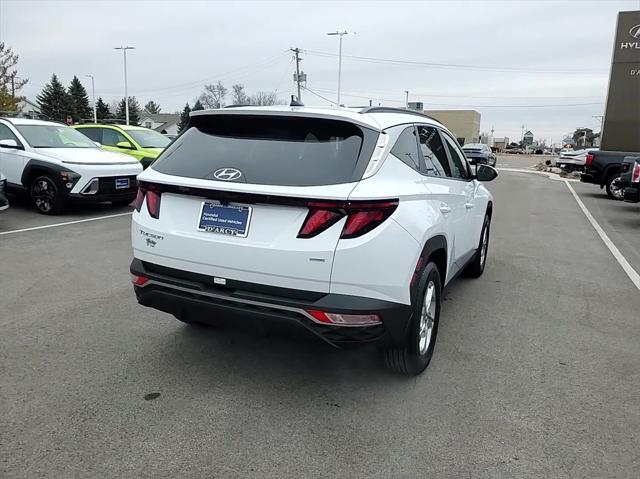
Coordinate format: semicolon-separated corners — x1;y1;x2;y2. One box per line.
600;164;621;187
417;235;448;286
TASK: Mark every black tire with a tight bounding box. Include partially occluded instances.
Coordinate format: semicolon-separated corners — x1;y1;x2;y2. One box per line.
384;262;441;376
30;175;65;215
605;173;624;200
463;214;490;278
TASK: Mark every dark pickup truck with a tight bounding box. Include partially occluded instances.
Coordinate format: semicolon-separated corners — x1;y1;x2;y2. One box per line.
620;156;640;203
581;150;639;200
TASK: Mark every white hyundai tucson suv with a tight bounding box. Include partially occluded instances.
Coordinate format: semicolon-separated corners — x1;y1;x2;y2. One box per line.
0;118;143;214
130;106;497;375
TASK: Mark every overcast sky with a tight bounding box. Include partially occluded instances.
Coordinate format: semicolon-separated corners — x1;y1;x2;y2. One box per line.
2;0;638;143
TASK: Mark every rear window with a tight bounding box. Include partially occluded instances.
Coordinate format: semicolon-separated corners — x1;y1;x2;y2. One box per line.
152;115;378;186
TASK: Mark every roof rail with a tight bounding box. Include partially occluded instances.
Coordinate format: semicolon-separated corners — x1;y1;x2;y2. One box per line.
224;104;257;108
359;106;440;123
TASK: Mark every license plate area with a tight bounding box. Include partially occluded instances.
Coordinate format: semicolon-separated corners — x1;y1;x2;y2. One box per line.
197;201;252;237
115;178;130;190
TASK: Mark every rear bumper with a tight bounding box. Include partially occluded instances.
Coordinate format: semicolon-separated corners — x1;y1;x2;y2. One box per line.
623;186;640;203
130;258;412;347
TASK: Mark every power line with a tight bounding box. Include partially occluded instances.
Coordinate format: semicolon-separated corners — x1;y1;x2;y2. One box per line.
303;49;607;74
301;85;337;105
311;87;605;108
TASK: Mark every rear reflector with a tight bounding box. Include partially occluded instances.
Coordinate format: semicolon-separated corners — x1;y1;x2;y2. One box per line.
632;163;640;184
306;309;382;326
297;199;398;239
131;274;149;286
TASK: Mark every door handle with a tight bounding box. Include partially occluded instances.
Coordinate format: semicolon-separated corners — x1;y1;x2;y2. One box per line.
465;203;474;209
439;205;452;215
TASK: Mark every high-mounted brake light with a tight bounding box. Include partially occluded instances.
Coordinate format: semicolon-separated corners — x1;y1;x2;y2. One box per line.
296;199;398;239
306;309;382;326
632;162;640;184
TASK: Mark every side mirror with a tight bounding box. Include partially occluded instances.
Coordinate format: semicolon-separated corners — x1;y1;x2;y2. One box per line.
116;141;134;149
476;164;498;182
0;139;20;149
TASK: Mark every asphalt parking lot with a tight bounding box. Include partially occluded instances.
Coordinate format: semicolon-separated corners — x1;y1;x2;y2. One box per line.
1;159;639;478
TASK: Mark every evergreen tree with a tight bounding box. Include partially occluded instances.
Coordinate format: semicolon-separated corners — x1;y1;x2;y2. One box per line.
68;75;91;122
36;74;70;122
191;99;204;111
95;97;111;121
178;103;191;131
115;96;141;125
144;100;161;113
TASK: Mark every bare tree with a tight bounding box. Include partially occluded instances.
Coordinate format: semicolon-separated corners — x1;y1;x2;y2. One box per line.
249;91;283;106
0;42;28;111
199;81;227;109
231;84;250;105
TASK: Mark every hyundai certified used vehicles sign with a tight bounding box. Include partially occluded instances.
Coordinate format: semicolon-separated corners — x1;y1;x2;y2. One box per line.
197;201;252;237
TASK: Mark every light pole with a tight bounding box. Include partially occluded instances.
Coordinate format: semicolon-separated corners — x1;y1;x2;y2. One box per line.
404;90;409;108
85;74;96;123
326;31;353;106
114;46;135;124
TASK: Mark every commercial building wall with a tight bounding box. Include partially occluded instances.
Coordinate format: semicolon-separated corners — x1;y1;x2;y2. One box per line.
424;110;481;145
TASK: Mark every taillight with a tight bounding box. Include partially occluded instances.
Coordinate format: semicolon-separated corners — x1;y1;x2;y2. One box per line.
297;199;398;239
632;162;640;183
306;309;382;326
146;190;161;219
585;153;595;168
134;185;161;218
131;274;149;286
134;187;146;212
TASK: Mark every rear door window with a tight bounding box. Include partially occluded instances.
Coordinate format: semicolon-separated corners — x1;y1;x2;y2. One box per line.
391;126;421;172
77;128;102;143
417;125;451;177
152;115;378;186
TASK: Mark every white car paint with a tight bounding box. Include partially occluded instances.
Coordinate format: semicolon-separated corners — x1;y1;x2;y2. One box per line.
0;118;142;195
131;107;494;306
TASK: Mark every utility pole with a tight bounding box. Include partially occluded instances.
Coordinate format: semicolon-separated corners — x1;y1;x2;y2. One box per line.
291;48;303;102
327;31;353;106
404;90;409;108
114;46;135;125
85;74;97;123
10;73;15;100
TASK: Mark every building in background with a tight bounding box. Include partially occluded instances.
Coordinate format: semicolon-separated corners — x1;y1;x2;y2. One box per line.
523;130;534;146
138;113;181;135
493;137;509;152
424;109;480;145
17;98;41;118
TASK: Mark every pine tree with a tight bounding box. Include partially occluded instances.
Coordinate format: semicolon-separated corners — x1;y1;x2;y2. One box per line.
115;96;141;125
178;103;191;131
192;99;204;111
95;97;111;121
36;74;70;122
68;75;91;122
144;100;161;114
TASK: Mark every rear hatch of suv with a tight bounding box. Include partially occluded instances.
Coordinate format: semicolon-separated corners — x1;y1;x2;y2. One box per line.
132;113;381;293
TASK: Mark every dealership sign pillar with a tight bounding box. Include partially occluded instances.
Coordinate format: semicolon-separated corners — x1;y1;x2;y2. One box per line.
600;10;640;152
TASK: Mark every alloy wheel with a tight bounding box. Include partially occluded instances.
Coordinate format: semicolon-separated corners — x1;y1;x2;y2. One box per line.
418;281;437;355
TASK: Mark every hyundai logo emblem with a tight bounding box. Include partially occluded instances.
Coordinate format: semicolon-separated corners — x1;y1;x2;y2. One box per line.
213;167;242;181
630;24;640;39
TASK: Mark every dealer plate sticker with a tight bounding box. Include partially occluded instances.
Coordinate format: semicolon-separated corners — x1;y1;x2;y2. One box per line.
115;178;130;189
197;201;252;237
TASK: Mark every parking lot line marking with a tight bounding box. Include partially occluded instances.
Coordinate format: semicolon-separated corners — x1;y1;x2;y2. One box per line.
0;212;132;236
564;180;640;291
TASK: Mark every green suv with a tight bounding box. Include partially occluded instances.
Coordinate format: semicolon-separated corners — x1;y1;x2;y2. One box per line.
73;124;170;168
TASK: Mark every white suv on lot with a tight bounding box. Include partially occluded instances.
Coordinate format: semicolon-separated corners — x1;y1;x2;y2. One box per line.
0;118;143;214
130;106;497;375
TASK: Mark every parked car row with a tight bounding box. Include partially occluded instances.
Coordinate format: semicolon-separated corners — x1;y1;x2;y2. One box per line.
580;150;639;201
0;118;173;214
620;155;640;203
